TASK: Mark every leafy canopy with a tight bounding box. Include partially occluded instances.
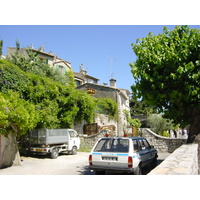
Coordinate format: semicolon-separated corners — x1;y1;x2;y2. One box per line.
0;91;39;136
0;59;118;137
95;98;118;120
146;114;175;136
0;59;97;136
130;25;200;128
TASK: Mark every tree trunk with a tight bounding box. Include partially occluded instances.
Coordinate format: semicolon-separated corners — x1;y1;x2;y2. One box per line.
187;109;200;143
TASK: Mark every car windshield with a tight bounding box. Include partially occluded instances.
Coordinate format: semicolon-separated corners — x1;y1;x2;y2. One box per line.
94;138;129;153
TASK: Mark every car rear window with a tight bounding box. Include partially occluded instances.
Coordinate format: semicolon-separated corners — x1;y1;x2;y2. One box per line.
94;138;129;153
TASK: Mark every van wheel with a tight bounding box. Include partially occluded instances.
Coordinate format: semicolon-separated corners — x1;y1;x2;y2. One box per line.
134;164;142;175
71;146;77;155
51;148;59;159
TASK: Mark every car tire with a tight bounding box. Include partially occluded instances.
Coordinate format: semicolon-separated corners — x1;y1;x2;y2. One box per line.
151;155;157;168
51;148;59;159
134;164;142;175
95;171;105;175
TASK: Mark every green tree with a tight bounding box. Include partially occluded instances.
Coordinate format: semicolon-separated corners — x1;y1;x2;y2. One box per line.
95;98;118;120
123;109;141;128
0;59;97;131
58;89;97;128
130;25;200;143
146;114;175;137
129;93;155;117
0;91;39;137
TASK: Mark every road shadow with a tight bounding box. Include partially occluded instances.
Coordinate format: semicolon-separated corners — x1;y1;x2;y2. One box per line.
76;165;95;175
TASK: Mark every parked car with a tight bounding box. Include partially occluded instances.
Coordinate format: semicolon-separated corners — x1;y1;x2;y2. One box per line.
89;136;157;175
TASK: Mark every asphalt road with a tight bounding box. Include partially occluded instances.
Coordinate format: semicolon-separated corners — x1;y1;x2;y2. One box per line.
0;152;170;175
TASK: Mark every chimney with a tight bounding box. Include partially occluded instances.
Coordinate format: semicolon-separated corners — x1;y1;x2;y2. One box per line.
80;64;87;75
109;78;116;88
40;46;44;52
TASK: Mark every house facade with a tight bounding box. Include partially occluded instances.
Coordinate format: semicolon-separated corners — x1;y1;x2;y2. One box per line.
75;69;131;135
6;47;72;75
73;64;99;86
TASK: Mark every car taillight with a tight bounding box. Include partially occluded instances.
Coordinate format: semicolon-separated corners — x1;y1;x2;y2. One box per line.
89;155;93;165
128;156;133;168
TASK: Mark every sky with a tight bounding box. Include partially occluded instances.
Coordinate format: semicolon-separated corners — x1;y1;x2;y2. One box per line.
1;25;200;91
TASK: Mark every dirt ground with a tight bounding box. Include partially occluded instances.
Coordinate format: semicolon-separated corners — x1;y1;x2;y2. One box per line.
0;152;170;175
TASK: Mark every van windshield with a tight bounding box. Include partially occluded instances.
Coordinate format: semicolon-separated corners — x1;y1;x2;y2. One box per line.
94;138;129;153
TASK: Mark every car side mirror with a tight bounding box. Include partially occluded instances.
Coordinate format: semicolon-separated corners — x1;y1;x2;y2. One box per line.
151;145;154;148
142;146;146;150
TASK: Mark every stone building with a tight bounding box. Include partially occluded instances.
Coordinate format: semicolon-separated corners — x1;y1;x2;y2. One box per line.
74;65;131;136
6;46;72;75
73;64;99;86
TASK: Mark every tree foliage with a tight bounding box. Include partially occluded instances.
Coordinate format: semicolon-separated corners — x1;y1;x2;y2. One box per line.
146;114;175;137
0;91;39;136
130;25;200;142
129;93;155;117
123;109;141;128
95;98;118;120
0;59;97;136
0;59;118;137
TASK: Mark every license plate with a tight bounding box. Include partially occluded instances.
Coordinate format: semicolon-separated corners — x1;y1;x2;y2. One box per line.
102;156;118;161
36;149;42;152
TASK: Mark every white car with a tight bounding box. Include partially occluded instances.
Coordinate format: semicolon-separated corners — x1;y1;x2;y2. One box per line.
89;137;157;175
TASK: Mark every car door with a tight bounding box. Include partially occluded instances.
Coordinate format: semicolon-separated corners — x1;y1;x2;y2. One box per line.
68;130;80;150
137;139;150;167
144;139;156;160
142;139;152;163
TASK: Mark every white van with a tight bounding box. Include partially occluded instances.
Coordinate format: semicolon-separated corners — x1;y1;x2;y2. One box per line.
89;137;157;175
29;129;80;159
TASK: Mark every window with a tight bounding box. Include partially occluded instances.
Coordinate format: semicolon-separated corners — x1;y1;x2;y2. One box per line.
59;65;64;74
94;138;129;153
133;140;139;152
39;56;48;64
56;64;66;75
142;139;151;149
137;140;144;151
76;80;82;86
69;131;75;138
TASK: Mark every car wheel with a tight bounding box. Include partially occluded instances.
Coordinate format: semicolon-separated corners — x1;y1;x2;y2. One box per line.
95;171;105;175
134;164;142;175
151;155;157;168
51;148;59;159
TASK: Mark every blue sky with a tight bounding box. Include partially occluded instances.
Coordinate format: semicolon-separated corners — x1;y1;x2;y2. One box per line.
0;25;200;91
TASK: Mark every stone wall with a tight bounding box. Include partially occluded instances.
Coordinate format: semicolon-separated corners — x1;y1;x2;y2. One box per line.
141;128;187;153
79;129;109;149
74;114;118;135
79;128;187;152
0;134;21;169
148;144;198;175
